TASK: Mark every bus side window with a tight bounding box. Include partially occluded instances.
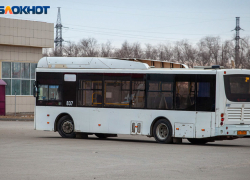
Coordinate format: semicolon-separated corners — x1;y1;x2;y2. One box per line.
78;80;103;107
49;85;61;100
175;82;195;110
196;75;216;111
37;84;62;106
38;85;48;100
104;80;130;108
147;81;173;110
132;81;145;108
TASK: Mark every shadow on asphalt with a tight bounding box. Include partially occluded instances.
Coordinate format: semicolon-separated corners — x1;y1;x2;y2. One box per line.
36;136;250;147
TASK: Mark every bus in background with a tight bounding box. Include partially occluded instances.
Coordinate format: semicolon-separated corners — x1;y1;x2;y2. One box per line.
33;57;250;144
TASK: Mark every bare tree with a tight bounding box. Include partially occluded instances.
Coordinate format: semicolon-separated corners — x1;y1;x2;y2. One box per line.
173;41;185;64
78;37;99;57
63;41;79;57
132;42;143;58
144;43;158;60
246;49;250;69
196;40;210;66
43;35;250;68
157;44;165;61
221;40;234;68
239;37;250;68
42;48;50;57
180;40;196;67
113;41;134;58
101;40;113;57
202;36;221;65
163;44;174;62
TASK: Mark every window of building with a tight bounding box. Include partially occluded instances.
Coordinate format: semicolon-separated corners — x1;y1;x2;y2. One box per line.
12;63;21;78
2;62;37;95
2;62;11;78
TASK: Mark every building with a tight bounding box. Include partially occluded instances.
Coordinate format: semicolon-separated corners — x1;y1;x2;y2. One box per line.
0;17;54;113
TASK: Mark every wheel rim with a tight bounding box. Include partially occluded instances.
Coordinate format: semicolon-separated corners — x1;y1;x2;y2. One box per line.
61;120;74;134
156;123;169;140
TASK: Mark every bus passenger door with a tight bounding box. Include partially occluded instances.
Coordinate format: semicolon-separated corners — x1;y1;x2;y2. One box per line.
63;74;77;107
195;112;211;138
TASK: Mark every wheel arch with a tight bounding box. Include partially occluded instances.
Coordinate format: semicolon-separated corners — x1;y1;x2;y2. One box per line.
54;113;74;132
150;116;173;137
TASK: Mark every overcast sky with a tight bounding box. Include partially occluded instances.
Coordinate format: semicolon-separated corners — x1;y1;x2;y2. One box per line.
1;0;250;48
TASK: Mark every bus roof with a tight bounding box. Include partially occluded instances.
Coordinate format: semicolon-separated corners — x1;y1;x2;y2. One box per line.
37;57;188;69
36;57;249;75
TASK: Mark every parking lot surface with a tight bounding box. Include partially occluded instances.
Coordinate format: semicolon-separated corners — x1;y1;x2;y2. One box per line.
0;121;250;180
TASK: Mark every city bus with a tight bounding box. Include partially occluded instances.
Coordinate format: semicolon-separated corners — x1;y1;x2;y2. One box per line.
34;57;250;144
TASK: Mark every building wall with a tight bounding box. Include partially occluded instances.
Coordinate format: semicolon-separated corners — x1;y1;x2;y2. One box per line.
0;17;54;114
0;45;42;66
6;96;35;113
0;17;53;48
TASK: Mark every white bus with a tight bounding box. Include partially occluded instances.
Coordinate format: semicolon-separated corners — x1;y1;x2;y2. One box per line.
34;57;250;144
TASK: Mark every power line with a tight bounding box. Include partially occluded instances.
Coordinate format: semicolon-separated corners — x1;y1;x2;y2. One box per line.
63;23;232;36
63;27;231;42
1;14;249;45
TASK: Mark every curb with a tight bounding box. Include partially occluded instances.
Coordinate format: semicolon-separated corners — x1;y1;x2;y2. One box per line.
0;118;34;121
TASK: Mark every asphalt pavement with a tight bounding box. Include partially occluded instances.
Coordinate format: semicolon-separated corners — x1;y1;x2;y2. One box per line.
0;121;250;180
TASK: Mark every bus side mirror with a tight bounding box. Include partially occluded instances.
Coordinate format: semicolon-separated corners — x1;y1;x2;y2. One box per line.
33;81;38;97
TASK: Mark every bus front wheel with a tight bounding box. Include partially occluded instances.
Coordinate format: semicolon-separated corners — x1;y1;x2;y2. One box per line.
57;115;76;138
153;119;173;144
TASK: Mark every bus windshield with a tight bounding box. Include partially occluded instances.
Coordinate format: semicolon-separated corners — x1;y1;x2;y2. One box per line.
224;75;250;102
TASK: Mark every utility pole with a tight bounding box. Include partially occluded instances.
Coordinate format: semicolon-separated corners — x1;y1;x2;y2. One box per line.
232;17;243;67
54;7;64;56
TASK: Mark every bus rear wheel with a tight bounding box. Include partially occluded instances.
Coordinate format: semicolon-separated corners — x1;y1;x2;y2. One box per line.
57;115;76;138
153;119;173;144
187;138;208;144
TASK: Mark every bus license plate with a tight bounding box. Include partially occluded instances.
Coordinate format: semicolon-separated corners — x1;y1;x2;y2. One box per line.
237;131;247;135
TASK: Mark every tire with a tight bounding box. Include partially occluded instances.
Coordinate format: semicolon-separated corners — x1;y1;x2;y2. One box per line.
57;115;76;138
187;138;208;144
153;119;173;144
95;134;108;139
